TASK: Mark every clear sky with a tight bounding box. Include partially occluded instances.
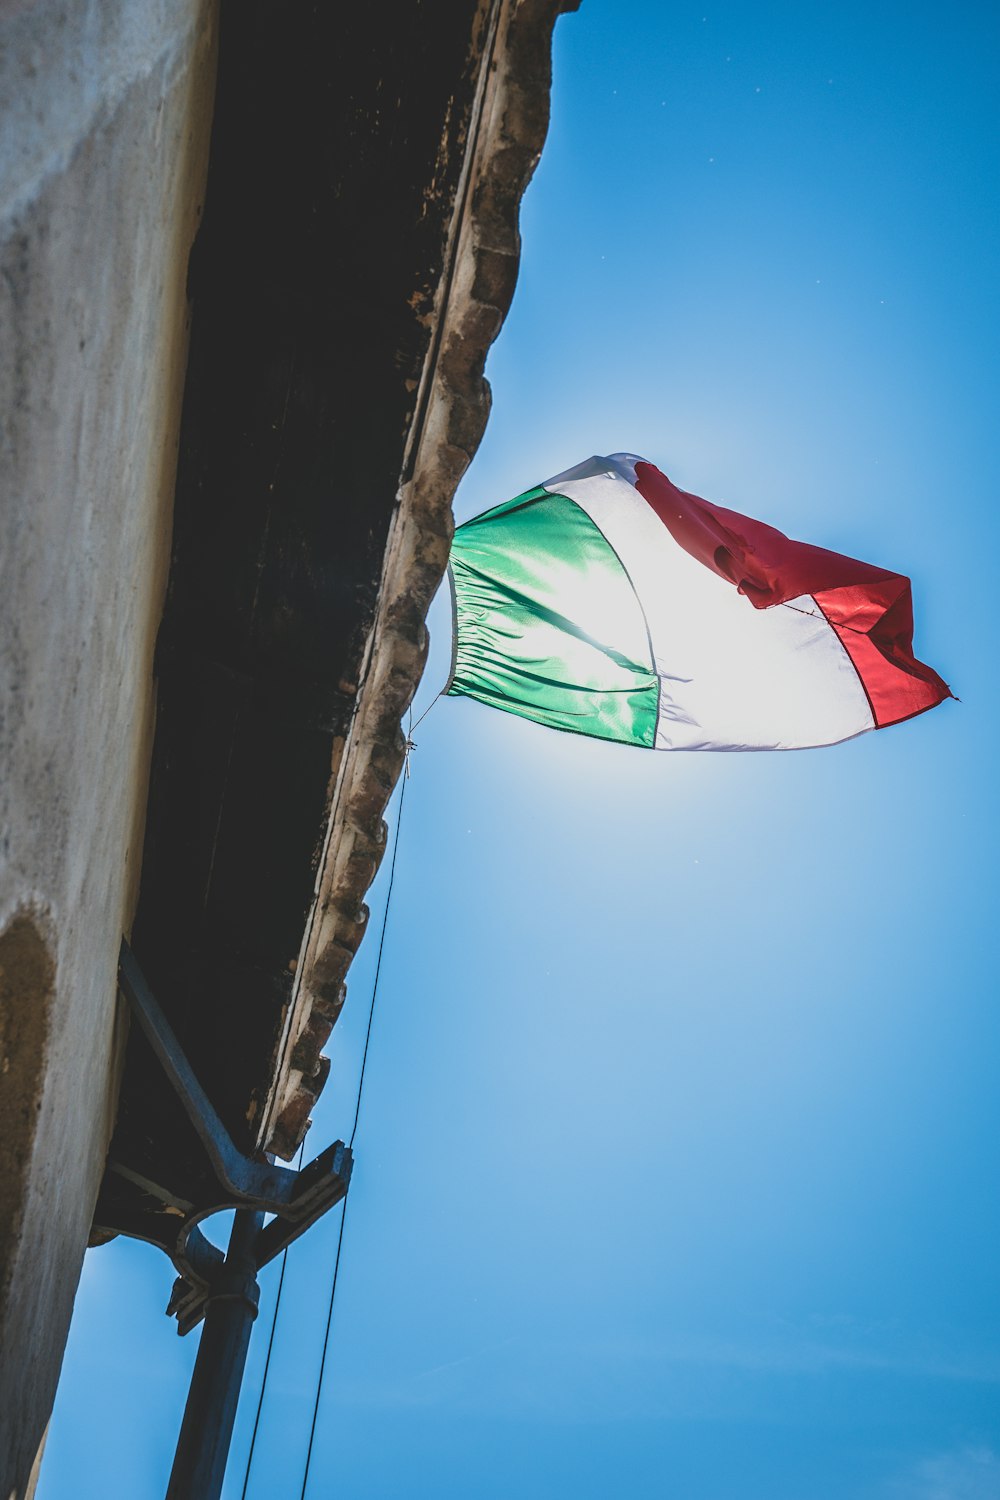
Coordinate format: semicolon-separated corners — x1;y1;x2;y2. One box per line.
41;3;999;1497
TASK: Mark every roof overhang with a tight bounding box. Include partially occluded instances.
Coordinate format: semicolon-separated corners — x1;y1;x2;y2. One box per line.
100;0;577;1232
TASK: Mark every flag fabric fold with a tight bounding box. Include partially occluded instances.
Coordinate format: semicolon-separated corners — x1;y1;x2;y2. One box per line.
446;454;951;751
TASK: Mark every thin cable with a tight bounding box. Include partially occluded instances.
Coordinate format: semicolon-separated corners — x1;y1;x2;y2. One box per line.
408;690;441;737
239;1144;303;1500
349;763;408;1150
299;756;411;1498
238;1251;287;1499
298;1196;349;1500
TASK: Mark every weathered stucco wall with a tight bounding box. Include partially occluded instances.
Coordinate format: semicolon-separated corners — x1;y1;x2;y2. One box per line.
0;2;217;1491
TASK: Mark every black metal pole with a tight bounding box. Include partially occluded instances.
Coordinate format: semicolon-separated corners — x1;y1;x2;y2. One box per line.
166;1208;263;1500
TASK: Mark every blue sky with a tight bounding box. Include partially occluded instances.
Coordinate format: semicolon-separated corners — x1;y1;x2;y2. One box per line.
41;3;999;1496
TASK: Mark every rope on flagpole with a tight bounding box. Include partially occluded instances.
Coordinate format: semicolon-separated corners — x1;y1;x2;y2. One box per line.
238;1142;303;1500
408;690;442;737
297;729;412;1499
297;1194;349;1500
236;726;412;1500
347;748;410;1154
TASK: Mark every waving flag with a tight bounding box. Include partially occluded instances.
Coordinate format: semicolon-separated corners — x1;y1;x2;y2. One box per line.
445;454;951;751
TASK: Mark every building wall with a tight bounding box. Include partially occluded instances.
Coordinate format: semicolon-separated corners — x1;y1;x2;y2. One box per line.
0;3;217;1491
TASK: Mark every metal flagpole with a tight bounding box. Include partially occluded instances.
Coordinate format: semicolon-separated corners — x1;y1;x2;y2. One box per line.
165;1208;263;1498
97;945;352;1500
165;1208;263;1500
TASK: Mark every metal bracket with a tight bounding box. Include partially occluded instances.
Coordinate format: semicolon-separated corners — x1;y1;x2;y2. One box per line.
92;940;352;1333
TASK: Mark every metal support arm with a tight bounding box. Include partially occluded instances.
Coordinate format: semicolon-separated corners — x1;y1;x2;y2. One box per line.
93;940;352;1334
117;942;300;1209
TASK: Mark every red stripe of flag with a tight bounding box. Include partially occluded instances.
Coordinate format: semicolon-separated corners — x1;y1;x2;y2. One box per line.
634;461;952;729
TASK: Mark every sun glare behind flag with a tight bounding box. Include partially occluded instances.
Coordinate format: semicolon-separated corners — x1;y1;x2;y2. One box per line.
445;454;951;751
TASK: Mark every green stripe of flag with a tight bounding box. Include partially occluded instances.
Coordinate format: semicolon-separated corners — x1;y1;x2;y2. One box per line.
447;487;658;746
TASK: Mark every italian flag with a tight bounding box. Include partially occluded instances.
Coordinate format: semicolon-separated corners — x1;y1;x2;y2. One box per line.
445;454;951;751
